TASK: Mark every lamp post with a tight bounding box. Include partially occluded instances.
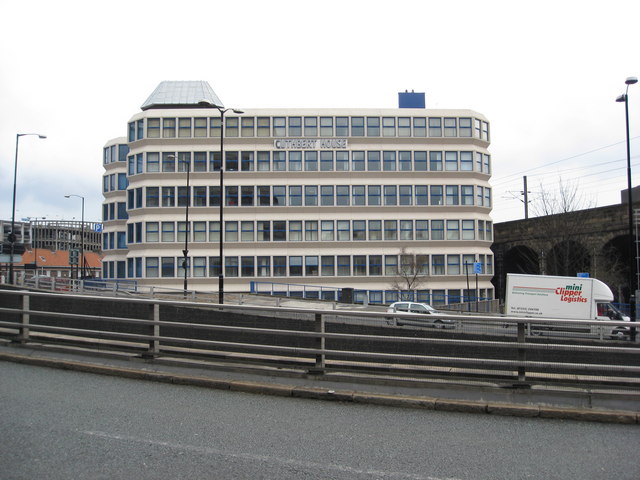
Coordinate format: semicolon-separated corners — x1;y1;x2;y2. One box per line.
9;133;46;284
65;194;85;279
617;76;638;333
198;100;244;304
181;154;191;298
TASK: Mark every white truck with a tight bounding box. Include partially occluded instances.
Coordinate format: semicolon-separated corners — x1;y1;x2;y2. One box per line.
504;274;630;338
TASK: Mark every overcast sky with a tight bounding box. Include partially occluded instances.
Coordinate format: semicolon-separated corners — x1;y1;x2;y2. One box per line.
1;0;639;225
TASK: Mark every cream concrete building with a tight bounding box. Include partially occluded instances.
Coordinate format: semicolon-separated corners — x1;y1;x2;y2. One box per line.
101;81;494;304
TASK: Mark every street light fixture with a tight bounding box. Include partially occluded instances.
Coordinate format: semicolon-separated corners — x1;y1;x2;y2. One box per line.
198;100;244;304
9;133;46;284
617;75;638;333
65;194;85;279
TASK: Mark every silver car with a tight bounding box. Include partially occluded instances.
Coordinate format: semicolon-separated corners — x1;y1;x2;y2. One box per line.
386;302;455;328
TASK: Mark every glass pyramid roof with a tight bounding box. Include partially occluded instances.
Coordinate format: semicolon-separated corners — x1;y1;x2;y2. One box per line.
141;81;224;110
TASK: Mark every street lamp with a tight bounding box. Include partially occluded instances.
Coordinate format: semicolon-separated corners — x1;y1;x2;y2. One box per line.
617;76;638;331
9;133;46;284
65;194;85;279
181;154;191;297
198;100;244;304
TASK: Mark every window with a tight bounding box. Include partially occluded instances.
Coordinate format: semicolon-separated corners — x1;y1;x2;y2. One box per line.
459;117;472;137
273;151;286;171
273;256;287;276
194;186;207;206
304;151;318;171
258;186;270;206
289;151;302;171
257;117;270;137
416;220;429;240
321;256;334;276
225;221;238;242
257;152;270;171
416;185;429;205
209;221;220;242
337;220;350;241
161;187;174;207
162;118;176;138
367;151;381;171
353;255;367;275
430;151;443;171
225;186;238;206
305;221;318;241
273;185;286;206
384;185;397;206
461;185;474;205
210;117;221;137
178;118;191;137
289;221;302;241
447;220;460;240
430;186;443;206
193;257;207;277
369;255;382;275
413;151;427;171
353;220;366;241
383;151;396;171
304;185;318;206
337;256;351;276
399;186;412;205
462;220;475;240
336;151;349;171
117;202;127;220
413;117;426;137
289;256;303;276
241;257;255;277
273;221;286;241
194;221;207;242
161;257;175;277
320;185;334;206
385;255;398;275
241;186;254;206
352;151;365;171
146;187;159;207
336;117;349;136
241;152;254;171
382;117;395;137
305;256;319;276
428;117;441;137
398;117;411;137
444;118;457;137
367;185;381;206
369;220;382;240
257;221;270;241
209;151;221;172
273;117;286;136
146;152;159;172
194;152;207;172
177;186;190;207
486;221;493;241
257;256;270;277
241;117;254;137
431;220;444;240
352;185;365;206
225;151;238;171
483;154;491;174
320;151;333;171
445;185;459;205
398;151;411;171
366;117;380;136
432;255;445;275
147;118;160;138
304;117;317;136
225;117;239;137
384;220;397;240
209;256;221;277
194;117;207;137
177;221;190;243
447;255;460;275
241;221;254;242
336;185;350;206
351;117;364;136
400;220;413;240
445;151;458;171
209;186;221;207
288;117;302;136
320;117;333;136
146;257;159;278
162;153;175;172
460;151;473;171
225;256;239;277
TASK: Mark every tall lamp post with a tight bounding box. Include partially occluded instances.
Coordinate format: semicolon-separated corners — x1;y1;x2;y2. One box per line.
65;194;85;279
617;76;638;333
198;100;244;304
181;154;191;298
9;133;46;284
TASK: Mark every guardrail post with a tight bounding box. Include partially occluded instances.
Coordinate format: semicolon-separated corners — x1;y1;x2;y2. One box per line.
15;293;30;343
517;322;526;383
308;313;325;374
142;302;160;358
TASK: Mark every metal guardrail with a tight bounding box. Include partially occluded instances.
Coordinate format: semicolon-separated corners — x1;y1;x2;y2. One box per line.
0;288;638;390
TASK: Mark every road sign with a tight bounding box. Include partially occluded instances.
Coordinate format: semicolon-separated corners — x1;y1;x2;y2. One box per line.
94;224;103;233
473;262;483;274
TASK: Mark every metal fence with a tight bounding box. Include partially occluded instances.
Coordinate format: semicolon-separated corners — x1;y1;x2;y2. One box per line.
0;288;638;391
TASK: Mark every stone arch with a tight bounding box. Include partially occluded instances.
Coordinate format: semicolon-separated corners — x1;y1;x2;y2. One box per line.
503;245;540;275
545;239;590;277
598;235;632;302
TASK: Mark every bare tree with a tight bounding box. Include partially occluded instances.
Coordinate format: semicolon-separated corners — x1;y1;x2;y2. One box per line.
389;247;429;294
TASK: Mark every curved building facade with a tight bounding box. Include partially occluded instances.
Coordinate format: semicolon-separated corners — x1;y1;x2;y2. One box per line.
101;81;494;304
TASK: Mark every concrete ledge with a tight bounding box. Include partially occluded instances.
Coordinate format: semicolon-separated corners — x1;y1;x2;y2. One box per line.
1;350;638;424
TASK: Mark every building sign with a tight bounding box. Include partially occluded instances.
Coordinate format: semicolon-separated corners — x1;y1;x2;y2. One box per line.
274;139;348;150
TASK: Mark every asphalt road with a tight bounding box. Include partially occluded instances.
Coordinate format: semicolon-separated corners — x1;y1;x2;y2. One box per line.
1;361;638;480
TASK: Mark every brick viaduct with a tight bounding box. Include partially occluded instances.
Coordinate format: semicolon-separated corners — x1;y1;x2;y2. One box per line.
491;202;640;303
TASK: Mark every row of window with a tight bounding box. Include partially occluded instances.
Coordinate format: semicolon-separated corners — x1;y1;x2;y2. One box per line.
104;253;494;279
127;116;490;142
120;184;492;211
103;219;493;249
123;150;491;175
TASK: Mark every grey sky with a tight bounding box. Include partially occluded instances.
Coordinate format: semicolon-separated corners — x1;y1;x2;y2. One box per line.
1;0;639;224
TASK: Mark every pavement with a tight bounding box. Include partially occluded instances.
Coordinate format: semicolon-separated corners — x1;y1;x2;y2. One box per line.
1;340;639;425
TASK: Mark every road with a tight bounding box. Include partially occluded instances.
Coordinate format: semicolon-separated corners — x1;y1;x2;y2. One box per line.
1;361;638;480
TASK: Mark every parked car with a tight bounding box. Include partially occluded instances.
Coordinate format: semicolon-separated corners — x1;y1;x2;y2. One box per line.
386;302;455;328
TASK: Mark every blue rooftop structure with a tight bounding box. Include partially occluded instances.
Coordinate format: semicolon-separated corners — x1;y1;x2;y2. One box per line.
141;81;224;110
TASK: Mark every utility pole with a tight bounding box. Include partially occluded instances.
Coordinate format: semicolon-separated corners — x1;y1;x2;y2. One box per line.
522;176;530;219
